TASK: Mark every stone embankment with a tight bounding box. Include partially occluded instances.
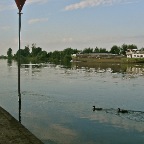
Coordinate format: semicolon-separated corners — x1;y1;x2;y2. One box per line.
0;106;43;144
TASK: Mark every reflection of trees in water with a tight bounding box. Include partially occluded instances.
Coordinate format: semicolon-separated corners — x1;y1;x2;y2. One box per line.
72;62;127;73
72;62;144;75
126;66;144;75
7;59;144;77
7;59;12;66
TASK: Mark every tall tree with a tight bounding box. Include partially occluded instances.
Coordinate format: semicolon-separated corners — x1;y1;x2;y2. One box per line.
23;45;30;57
7;48;13;58
121;44;128;56
127;44;137;50
94;47;99;53
82;48;93;53
36;51;48;61
110;45;120;55
120;44;137;56
31;44;42;57
99;48;108;53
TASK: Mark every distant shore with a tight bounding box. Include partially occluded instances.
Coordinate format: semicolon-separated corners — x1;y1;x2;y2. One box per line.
72;57;144;64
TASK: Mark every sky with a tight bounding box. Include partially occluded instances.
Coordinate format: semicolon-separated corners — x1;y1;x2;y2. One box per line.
0;0;144;55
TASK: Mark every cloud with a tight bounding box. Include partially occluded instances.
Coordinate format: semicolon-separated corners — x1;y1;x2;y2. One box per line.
28;18;48;24
64;0;138;11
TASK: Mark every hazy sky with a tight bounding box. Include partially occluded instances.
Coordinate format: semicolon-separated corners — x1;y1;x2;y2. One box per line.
0;0;144;55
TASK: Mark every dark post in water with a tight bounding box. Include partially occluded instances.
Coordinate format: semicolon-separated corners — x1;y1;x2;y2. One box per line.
18;11;22;123
15;0;27;123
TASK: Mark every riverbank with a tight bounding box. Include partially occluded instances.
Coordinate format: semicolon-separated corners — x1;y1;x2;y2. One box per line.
0;106;43;144
72;57;144;63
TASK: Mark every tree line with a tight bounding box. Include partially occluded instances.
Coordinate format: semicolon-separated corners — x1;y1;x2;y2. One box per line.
6;43;144;63
7;44;78;64
81;44;140;55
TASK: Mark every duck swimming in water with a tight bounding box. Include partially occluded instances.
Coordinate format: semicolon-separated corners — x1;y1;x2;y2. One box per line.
93;106;103;111
117;108;128;113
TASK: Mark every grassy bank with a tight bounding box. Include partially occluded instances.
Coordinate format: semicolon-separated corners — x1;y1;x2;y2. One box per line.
72;57;144;64
121;58;144;63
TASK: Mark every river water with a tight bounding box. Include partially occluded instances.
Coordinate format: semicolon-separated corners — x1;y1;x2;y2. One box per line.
0;59;144;144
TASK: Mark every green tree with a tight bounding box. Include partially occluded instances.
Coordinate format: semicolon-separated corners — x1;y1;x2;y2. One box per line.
127;44;137;50
47;51;61;63
120;44;137;56
7;48;13;58
23;45;30;57
47;48;78;64
99;48;108;53
110;45;120;55
63;55;71;64
36;51;48;61
31;44;42;57
121;44;128;56
140;47;144;51
18;46;30;57
94;47;99;53
63;48;77;55
82;47;93;53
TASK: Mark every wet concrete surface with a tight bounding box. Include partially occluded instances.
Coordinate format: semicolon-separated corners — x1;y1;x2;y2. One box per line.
0;106;43;144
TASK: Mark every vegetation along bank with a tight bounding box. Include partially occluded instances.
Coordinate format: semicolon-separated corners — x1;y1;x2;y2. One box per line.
1;43;144;64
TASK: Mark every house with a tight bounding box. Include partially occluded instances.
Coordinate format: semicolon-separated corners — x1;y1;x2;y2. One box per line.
126;49;144;58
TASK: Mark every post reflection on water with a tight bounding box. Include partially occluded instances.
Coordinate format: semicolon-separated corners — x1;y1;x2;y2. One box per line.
3;60;144;144
18;95;21;123
7;59;22;123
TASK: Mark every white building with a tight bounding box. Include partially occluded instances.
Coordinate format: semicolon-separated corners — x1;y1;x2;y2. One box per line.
126;49;144;58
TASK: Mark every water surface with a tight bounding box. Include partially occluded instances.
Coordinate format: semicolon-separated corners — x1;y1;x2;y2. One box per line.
0;59;144;144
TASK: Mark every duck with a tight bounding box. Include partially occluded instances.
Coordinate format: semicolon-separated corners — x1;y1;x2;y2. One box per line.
117;108;128;113
93;106;103;111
